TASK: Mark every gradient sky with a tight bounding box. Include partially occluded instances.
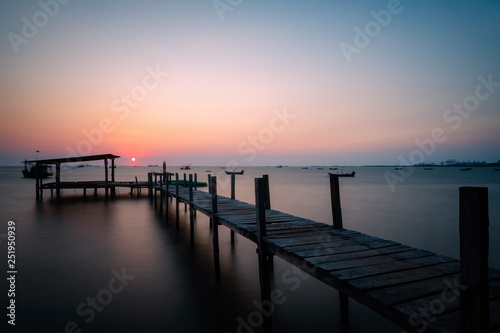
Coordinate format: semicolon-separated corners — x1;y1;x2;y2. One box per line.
1;0;499;166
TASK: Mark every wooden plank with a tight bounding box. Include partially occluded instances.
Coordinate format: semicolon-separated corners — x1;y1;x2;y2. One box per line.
306;244;414;265
318;249;436;272
345;261;460;291
368;274;461;306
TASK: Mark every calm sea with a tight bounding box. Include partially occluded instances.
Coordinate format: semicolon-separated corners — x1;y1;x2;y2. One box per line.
1;165;499;333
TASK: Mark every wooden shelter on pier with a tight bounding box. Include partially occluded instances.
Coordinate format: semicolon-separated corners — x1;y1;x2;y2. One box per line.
27;153;146;200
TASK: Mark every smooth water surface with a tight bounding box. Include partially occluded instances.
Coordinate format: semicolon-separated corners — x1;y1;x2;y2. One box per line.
1;166;499;332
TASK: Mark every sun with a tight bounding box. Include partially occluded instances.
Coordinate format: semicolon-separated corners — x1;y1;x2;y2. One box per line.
131;157;136;162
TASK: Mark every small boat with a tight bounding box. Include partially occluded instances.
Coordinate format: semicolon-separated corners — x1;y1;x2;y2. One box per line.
276;165;283;168
461;168;472;171
22;161;53;178
206;170;212;172
225;170;244;175
180;164;191;170
395;167;403;170
220;167;226;169
317;167;324;170
424;168;433;170
77;164;85;168
329;167;338;170
328;171;355;177
148;164;159;167
302;167;309;169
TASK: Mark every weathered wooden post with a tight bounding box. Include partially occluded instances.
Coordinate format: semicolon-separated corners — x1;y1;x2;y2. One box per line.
459;186;489;332
211;176;221;281
255;177;273;332
175;173;179;226
189;174;195;245
35;163;41;201
110;158;116;198
263;174;271;209
230;173;236;243
104;158;109;199
193;173;198;216
329;174;343;229
165;174;169;217
163;161;167;185
148;172;153;200
55;163;61;197
208;174;213;229
329;173;348;323
154;173;158;208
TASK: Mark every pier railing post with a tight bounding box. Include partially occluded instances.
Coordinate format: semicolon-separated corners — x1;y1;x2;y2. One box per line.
189;174;195;246
263;174;271;210
329;174;348;324
329;174;343;229
211;176;220;281
55;163;61;197
104;158;109;199
148;172;152;200
35;163;41;201
255;177;273;332
230;173;236;243
459;186;489;332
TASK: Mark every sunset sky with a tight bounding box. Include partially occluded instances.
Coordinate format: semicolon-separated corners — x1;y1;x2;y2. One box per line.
1;0;499;166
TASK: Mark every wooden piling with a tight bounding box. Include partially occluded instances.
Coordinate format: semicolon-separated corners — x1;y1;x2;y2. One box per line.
329;174;348;323
189;174;195;245
148;172;153;200
35;163;41;201
459;187;489;332
55;163;61;197
175;173;179;226
255;177;273;332
263;174;271;209
211;176;220;281
230;174;236;243
104;158;109;199
329;174;343;229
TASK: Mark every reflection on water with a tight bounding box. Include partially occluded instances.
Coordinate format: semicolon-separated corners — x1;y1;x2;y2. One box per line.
0;166;498;332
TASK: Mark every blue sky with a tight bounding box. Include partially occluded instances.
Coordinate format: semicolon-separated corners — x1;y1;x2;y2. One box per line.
0;0;499;166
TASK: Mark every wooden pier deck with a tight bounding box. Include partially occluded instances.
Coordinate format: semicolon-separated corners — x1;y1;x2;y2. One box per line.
152;177;500;333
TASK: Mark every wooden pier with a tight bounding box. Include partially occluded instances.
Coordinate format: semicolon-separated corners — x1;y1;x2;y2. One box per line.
28;154;148;199
149;170;500;333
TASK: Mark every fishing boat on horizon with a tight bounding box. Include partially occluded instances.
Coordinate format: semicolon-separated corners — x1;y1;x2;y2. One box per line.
328;171;355;177
225;170;244;175
461;167;473;171
180;164;191;170
424;167;433;170
22;160;53;178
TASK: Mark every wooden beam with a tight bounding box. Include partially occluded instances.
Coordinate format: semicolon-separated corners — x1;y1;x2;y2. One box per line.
459;186;489;332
